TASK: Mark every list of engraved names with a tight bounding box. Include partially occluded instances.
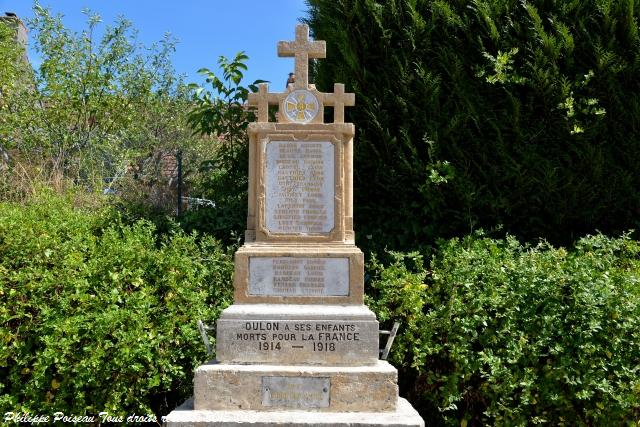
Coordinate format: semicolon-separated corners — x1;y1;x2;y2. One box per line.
249;257;349;296
265;141;334;234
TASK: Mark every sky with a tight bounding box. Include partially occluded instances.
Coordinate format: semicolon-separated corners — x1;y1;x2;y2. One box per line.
0;0;308;90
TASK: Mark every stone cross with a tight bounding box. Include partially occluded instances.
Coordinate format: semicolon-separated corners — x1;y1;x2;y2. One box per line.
249;25;354;124
277;24;326;89
247;83;280;122
324;83;355;124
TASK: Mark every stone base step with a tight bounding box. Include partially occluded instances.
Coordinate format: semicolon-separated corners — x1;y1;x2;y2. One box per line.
164;397;424;427
194;361;397;412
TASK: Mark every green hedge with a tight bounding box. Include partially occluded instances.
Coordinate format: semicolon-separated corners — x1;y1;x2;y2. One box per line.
3;192;639;425
0;192;234;419
306;0;640;251
367;233;640;426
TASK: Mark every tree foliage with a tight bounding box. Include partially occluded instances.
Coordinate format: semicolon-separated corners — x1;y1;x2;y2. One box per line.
305;0;640;249
183;53;265;243
0;3;201;200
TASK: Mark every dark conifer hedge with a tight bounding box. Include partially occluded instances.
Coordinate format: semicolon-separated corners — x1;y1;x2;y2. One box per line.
305;0;640;250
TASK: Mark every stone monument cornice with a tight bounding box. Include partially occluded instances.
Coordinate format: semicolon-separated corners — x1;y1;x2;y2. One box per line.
248;122;355;136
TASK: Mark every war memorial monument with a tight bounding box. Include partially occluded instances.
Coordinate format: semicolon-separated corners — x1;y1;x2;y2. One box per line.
164;24;425;427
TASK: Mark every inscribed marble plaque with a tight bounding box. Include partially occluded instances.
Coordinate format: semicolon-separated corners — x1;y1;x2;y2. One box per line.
265;140;334;234
261;376;330;408
249;257;349;296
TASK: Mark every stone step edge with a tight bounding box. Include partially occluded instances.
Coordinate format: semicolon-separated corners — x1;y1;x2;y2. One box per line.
164;397;424;427
196;360;396;374
237;242;361;249
219;303;377;320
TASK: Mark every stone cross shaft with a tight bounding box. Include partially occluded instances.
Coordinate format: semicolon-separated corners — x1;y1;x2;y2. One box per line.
277;24;326;89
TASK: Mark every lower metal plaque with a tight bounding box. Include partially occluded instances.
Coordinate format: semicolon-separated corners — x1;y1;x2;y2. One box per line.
261;376;330;408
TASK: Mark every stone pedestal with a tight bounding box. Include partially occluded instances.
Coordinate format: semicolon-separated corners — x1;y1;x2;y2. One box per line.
164;24;424;427
215;304;379;366
193;361;397;412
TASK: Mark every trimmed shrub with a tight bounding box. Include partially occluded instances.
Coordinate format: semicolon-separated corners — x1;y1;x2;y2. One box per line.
367;233;640;426
0;192;234;419
306;0;640;251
